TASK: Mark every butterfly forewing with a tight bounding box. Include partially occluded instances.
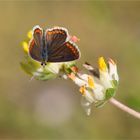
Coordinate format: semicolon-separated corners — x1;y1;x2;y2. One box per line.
29;26;43;62
33;26;43;48
45;27;68;52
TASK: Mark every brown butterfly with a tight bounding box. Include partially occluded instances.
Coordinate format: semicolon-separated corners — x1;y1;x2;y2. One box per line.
29;25;81;66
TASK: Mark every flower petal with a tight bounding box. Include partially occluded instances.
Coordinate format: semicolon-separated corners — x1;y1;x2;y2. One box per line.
22;41;29;53
108;58;119;82
27;30;32;39
98;57;107;72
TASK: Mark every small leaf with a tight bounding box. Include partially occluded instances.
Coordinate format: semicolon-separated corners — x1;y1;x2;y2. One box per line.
112;80;118;88
20;62;33;75
20;60;40;75
105;88;116;100
36;73;57;81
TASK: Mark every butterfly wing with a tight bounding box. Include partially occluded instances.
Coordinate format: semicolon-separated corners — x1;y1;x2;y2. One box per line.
47;41;80;62
45;27;68;51
29;25;43;62
45;27;80;62
29;39;42;61
33;25;43;48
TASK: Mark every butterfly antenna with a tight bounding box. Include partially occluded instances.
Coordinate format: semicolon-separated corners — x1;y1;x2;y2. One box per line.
83;62;100;78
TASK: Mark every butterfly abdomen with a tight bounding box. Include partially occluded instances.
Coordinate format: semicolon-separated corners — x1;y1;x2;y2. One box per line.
41;36;48;62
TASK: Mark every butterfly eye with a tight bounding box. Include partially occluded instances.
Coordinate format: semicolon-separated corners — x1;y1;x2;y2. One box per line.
41;62;46;66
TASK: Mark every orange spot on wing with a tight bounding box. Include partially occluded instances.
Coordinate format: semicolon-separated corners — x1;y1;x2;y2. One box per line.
34;28;42;34
66;43;79;57
29;39;35;51
47;31;52;35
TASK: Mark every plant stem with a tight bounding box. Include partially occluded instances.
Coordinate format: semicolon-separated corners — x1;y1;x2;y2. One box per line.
109;98;140;120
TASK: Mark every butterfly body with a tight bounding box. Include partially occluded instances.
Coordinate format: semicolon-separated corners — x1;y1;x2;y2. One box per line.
40;32;48;65
29;25;80;66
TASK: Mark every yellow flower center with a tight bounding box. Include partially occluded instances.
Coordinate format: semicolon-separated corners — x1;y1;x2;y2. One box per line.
22;41;29;53
88;76;94;89
98;57;107;72
79;85;86;95
27;30;32;39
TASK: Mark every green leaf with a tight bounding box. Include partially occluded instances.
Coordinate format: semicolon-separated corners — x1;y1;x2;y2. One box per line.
20;59;40;74
20;62;34;76
112;80;118;88
105;88;116;100
36;73;57;81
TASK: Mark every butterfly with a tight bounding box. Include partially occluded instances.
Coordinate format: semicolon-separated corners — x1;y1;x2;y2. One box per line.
29;25;81;66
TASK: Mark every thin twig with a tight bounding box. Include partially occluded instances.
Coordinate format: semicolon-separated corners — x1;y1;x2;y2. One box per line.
109;98;140;119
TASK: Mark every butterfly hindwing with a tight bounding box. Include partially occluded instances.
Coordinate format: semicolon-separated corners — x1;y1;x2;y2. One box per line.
47;41;80;62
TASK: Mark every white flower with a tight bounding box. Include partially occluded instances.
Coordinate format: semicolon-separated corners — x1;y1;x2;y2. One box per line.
68;73;87;87
93;83;104;100
108;58;119;82
80;86;96;103
98;57;112;89
69;72;105;104
98;57;119;89
68;56;119;115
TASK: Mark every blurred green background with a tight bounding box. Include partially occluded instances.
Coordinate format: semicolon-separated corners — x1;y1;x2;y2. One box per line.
0;1;140;139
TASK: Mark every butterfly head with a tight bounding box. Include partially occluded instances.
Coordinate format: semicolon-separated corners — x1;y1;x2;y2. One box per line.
41;61;47;67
